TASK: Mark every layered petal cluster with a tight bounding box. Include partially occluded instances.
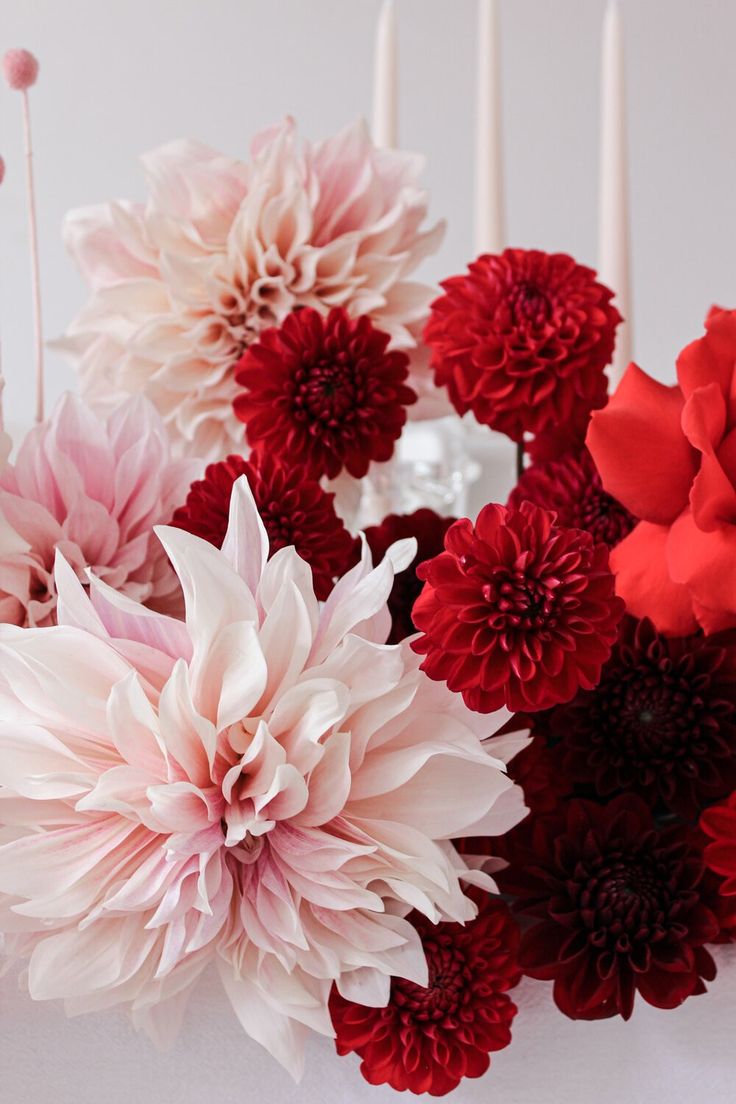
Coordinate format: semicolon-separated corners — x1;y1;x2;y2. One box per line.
172;451;356;600
0;393;198;626
509;448;636;551
412;501;624;713
330;890;521;1096
60;119;446;459
497;796;719;1020
233;307;416;479
424;249;621;442
587;307;736;635
536;616;736;817
0;478;525;1077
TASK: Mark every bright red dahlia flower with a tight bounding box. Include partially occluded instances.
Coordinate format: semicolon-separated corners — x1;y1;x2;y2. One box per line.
365;509;455;643
701;791;736;897
509;448;636;551
497;796;720;1020
538;616;736;817
411;500;624;713
329;892;521;1096
233;307;416;480
171;452;356;600
424;249;621;442
587;306;736;636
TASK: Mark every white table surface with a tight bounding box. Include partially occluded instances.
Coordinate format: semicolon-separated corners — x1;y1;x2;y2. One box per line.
2;945;734;1103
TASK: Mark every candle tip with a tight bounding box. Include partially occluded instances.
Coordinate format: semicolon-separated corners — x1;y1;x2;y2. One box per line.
3;48;39;91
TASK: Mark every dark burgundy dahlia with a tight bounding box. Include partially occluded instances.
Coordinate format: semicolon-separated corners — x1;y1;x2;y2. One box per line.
509;448;636;551
365;509;455;643
537;617;736;817
233;306;416;480
171;452;356;600
424;248;621;442
330;893;521;1097
497;796;719;1020
411;500;624;713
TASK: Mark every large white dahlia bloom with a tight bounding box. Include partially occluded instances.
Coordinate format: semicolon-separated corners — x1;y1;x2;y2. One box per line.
0;477;525;1077
59;118;447;460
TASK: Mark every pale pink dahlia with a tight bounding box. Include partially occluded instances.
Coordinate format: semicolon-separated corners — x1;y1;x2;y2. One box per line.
0;477;525;1077
60;119;446;460
0;393;199;626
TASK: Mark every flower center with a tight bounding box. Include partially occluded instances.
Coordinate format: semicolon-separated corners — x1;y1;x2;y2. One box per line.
292;353;363;428
575;852;682;954
510;281;551;327
393;940;468;1021
482;567;558;635
577;484;636;548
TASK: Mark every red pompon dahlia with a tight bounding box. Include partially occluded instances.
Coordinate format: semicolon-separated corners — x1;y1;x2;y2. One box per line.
509;448;636;551
329;893;521;1097
171;452;356;600
506;731;573;815
365;509;455;643
538;616;736;817
233;307;416;480
411;501;624;713
424;249;621;442
702;791;736;897
497;796;719;1021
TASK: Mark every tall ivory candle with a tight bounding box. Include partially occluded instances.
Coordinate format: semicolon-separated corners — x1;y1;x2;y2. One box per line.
475;0;505;255
598;0;632;385
373;0;398;148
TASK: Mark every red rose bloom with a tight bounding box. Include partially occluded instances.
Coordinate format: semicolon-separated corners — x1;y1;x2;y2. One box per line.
538;616;736;817
233;307;416;480
411;501;624;713
509;448;636;551
587;306;736;636
424;249;621;442
365;509;455;644
701;790;736;896
330;893;521;1097
497;796;719;1020
171;452;356;600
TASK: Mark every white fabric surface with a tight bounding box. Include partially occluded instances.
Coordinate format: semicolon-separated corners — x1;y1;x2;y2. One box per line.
2;947;734;1102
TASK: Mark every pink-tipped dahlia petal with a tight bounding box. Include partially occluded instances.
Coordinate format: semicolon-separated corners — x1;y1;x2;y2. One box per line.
0;475;524;1075
0;392;199;627
59;119;446;460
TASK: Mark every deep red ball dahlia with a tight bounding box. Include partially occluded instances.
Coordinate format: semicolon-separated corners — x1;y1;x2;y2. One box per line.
411;500;624;714
701;791;736;897
506;731;572;815
329;893;521;1097
497;796;719;1020
424;249;621;442
509;448;636;551
537;617;736;817
171;452;356;600
365;509;455;644
233;307;416;480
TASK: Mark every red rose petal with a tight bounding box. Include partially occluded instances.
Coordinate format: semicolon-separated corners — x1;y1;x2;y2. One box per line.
609;521;698;636
586;363;698;524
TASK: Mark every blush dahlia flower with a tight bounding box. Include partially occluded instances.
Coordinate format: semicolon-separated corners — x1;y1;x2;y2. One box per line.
60;118;445;459
0;393;198;626
0;477;525;1077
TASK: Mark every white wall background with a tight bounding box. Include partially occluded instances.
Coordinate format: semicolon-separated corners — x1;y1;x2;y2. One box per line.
1;1;736;1101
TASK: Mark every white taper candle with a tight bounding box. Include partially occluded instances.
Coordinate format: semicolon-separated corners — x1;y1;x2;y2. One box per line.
598;0;632;386
373;0;398;148
474;0;505;255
